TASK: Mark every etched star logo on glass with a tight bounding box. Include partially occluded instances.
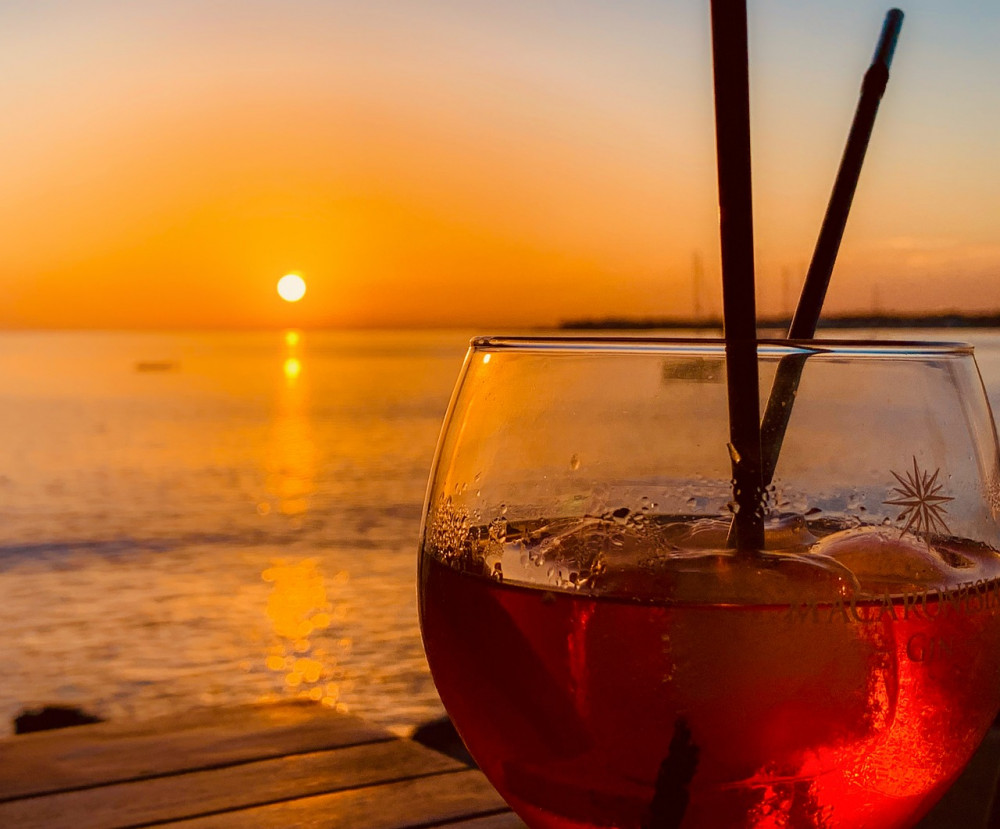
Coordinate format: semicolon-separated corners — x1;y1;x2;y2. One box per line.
884;456;954;537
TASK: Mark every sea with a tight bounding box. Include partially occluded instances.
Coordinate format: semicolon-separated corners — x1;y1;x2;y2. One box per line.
3;327;1000;737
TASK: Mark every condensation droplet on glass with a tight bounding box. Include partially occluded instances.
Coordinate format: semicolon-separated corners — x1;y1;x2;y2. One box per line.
569;454;581;471
727;443;742;465
686;497;697;509
500;503;508;515
847;492;864;512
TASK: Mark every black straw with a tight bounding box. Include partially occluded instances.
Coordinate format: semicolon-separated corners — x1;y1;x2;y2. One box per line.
761;9;904;486
788;9;904;340
710;0;765;551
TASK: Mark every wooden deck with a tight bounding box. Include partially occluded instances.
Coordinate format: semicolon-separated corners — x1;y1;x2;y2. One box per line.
0;701;524;828
0;700;998;828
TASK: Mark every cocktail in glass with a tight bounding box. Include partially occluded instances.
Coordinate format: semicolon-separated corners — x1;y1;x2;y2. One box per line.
419;337;1000;828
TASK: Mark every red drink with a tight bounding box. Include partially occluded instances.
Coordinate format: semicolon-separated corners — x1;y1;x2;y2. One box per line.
419;518;1000;828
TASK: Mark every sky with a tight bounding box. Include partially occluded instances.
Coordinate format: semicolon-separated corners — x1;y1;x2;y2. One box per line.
1;0;998;329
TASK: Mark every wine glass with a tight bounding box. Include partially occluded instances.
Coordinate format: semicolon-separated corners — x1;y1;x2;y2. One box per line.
418;336;1000;829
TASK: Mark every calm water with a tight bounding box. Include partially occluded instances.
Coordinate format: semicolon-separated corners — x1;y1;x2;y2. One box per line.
3;328;1000;736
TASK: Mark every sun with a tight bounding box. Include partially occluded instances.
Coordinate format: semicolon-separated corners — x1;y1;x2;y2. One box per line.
277;274;307;303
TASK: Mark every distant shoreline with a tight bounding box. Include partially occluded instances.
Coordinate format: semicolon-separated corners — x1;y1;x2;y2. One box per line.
559;313;1000;331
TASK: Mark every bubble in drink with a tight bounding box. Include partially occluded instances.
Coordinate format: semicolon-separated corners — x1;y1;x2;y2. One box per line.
419;515;1000;829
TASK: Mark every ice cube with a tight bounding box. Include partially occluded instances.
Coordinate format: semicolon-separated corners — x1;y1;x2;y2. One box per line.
812;526;979;593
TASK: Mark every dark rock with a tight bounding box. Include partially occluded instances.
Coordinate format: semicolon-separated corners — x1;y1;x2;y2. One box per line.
14;705;104;734
411;716;476;767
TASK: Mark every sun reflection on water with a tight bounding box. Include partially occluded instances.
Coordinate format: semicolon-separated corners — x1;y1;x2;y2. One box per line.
262;558;351;710
283;357;302;382
263;331;315;519
259;331;353;708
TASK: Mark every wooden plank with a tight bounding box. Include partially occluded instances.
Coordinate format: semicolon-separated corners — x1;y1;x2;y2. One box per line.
436;813;526;828
156;768;509;829
0;740;465;829
0;701;391;801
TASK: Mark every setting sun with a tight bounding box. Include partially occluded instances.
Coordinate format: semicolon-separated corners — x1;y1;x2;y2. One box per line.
277;274;307;303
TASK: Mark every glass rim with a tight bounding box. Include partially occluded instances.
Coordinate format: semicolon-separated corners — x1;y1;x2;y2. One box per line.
470;335;974;357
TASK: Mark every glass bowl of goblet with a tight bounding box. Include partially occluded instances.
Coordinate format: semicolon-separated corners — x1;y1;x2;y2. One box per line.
418;337;1000;829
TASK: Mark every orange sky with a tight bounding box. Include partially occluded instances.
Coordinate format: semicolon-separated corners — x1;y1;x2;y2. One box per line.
2;1;999;329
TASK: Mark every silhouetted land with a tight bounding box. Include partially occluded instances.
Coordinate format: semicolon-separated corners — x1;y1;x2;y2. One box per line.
560;313;1000;331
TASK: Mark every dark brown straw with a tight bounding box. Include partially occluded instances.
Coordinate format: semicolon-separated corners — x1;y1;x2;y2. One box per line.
710;0;765;551
760;9;904;486
788;8;904;340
